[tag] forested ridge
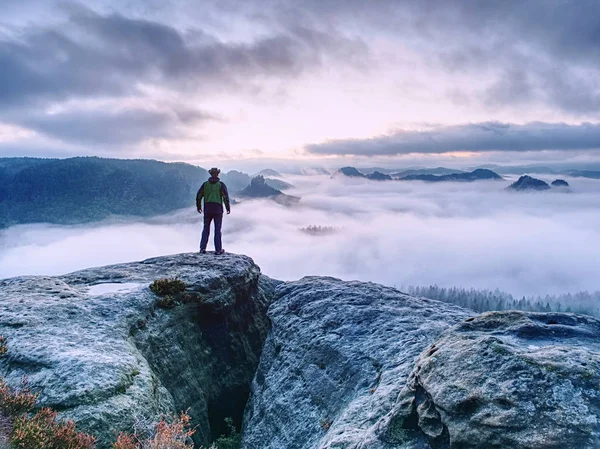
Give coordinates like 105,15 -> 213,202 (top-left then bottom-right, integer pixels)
0,157 -> 210,227
408,284 -> 600,318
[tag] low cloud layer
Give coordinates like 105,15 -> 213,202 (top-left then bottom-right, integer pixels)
306,122 -> 600,156
2,175 -> 600,298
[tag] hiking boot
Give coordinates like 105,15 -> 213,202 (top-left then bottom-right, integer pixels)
199,249 -> 207,254
215,249 -> 225,255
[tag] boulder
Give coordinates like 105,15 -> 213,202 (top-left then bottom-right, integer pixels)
0,253 -> 278,448
241,277 -> 471,449
386,311 -> 600,448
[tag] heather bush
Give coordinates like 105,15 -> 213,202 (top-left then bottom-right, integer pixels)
11,407 -> 96,449
0,377 -> 38,417
112,412 -> 194,449
0,341 -> 96,449
112,433 -> 137,449
0,337 -> 7,358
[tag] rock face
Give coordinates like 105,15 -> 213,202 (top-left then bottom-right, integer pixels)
3,255 -> 600,449
0,253 -> 278,448
508,175 -> 551,191
387,311 -> 600,448
241,277 -> 471,449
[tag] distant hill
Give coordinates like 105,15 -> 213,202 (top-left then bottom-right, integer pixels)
254,169 -> 282,178
508,175 -> 551,191
335,166 -> 365,178
223,170 -> 252,192
265,178 -> 294,190
335,167 -> 393,180
391,167 -> 464,178
240,176 -> 299,205
551,179 -> 570,187
474,164 -> 558,175
400,169 -> 502,182
0,157 -> 215,228
366,171 -> 392,181
567,170 -> 600,179
225,170 -> 292,191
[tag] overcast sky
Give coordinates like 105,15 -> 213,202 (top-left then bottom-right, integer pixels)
1,0 -> 600,167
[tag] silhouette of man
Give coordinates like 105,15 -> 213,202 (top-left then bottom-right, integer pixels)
196,167 -> 231,254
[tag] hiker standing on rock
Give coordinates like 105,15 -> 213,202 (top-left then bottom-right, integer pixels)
196,167 -> 231,255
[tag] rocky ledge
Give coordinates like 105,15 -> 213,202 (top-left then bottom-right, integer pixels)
0,253 -> 278,448
242,277 -> 470,449
2,253 -> 600,448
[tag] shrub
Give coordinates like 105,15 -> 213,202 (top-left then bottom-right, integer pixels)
0,336 -> 7,358
320,417 -> 332,431
0,377 -> 38,417
112,433 -> 137,449
11,407 -> 96,449
211,418 -> 240,449
154,296 -> 178,309
150,278 -> 190,309
0,343 -> 95,449
112,412 -> 195,449
149,278 -> 187,297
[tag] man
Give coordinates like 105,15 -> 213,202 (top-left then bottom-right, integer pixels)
196,167 -> 231,255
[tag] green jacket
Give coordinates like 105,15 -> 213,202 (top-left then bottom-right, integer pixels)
196,177 -> 230,214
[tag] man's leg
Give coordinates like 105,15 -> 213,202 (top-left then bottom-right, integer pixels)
200,213 -> 214,251
213,213 -> 223,253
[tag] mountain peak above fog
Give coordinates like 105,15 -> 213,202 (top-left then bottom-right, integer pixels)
509,175 -> 551,191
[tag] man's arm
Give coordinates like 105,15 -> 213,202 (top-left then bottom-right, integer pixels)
196,182 -> 205,212
221,182 -> 231,213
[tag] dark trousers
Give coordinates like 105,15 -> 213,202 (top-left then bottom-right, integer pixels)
200,212 -> 223,251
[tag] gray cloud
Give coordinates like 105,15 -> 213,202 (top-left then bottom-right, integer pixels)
0,4 -> 366,145
274,0 -> 600,115
2,0 -> 600,150
15,107 -> 214,145
306,122 -> 600,156
0,6 -> 366,105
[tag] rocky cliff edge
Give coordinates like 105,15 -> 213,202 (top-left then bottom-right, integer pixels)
1,254 -> 600,449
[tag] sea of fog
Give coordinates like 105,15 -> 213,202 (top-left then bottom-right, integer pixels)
1,174 -> 600,297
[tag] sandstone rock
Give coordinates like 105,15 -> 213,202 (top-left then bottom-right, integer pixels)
3,254 -> 600,449
0,253 -> 277,448
386,311 -> 600,448
241,276 -> 471,449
